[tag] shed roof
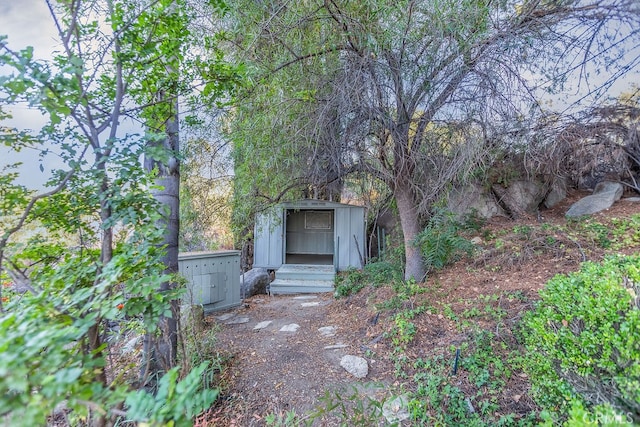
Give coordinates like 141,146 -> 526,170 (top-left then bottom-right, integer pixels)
280,199 -> 364,209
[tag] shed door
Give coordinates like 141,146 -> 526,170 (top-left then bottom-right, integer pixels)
253,208 -> 284,268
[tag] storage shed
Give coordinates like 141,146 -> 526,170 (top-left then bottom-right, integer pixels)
253,200 -> 366,294
178,250 -> 241,312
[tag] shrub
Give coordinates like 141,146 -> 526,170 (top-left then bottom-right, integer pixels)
414,208 -> 475,273
523,255 -> 640,425
334,260 -> 403,298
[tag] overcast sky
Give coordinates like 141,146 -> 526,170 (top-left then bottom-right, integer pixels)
1,1 -> 638,190
1,0 -> 60,190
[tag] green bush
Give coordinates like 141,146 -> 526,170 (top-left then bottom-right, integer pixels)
334,260 -> 403,298
414,208 -> 475,273
523,255 -> 640,425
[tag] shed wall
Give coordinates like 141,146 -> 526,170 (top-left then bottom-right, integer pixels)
254,201 -> 366,271
335,206 -> 366,270
253,208 -> 283,268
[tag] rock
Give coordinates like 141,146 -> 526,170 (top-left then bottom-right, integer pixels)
216,313 -> 235,321
470,236 -> 484,245
544,177 -> 568,209
566,181 -> 624,217
324,344 -> 348,350
253,320 -> 272,330
447,183 -> 506,220
623,197 -> 640,202
279,323 -> 300,332
593,181 -> 624,201
121,335 -> 143,355
301,302 -> 320,307
318,326 -> 337,337
492,180 -> 547,217
340,355 -> 368,378
382,395 -> 410,424
225,316 -> 250,325
240,268 -> 271,298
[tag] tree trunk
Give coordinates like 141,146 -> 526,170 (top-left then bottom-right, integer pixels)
394,181 -> 425,281
141,104 -> 180,386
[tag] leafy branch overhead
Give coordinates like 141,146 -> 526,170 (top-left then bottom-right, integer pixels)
228,0 -> 640,279
0,0 -> 239,425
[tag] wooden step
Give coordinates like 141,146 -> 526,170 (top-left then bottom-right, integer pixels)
276,264 -> 336,282
269,278 -> 334,295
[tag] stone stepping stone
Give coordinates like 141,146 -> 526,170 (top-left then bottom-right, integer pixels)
301,302 -> 320,307
253,320 -> 272,330
279,323 -> 300,332
318,326 -> 337,337
324,344 -> 348,350
340,355 -> 368,378
293,296 -> 317,300
216,313 -> 235,321
382,395 -> 410,424
225,316 -> 250,325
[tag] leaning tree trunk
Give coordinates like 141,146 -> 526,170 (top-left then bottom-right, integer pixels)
394,180 -> 426,281
141,102 -> 180,387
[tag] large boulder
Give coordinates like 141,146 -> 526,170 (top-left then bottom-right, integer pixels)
240,268 -> 271,298
566,181 -> 624,217
447,183 -> 506,220
544,177 -> 568,209
492,180 -> 548,218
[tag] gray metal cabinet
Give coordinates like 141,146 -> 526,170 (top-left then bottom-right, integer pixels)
178,251 -> 241,311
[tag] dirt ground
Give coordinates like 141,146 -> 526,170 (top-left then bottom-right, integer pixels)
199,191 -> 640,426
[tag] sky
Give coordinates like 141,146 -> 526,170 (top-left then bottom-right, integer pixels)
0,0 -> 61,190
1,0 -> 638,190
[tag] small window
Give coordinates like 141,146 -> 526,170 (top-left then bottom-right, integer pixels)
305,211 -> 332,229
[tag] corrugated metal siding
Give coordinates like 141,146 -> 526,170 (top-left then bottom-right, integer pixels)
178,251 -> 241,311
335,206 -> 365,270
350,207 -> 366,268
254,209 -> 283,268
254,201 -> 366,272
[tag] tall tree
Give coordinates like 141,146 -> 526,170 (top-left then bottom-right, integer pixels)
229,0 -> 640,280
0,0 -> 239,422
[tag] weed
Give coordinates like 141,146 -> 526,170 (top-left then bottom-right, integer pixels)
442,303 -> 458,322
309,386 -> 387,426
334,260 -> 404,298
462,306 -> 482,318
265,410 -> 303,426
334,268 -> 367,298
512,225 -> 533,240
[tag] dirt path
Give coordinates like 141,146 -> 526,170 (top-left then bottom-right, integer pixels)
208,294 -> 393,425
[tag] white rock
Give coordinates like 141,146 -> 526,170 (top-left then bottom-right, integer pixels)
324,344 -> 348,350
253,320 -> 273,330
225,316 -> 250,325
318,326 -> 337,337
216,313 -> 235,321
279,323 -> 300,332
340,355 -> 368,378
470,236 -> 483,245
301,302 -> 320,307
121,335 -> 142,355
382,395 -> 410,424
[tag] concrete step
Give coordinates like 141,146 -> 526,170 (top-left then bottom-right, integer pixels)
276,264 -> 336,282
269,279 -> 334,295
